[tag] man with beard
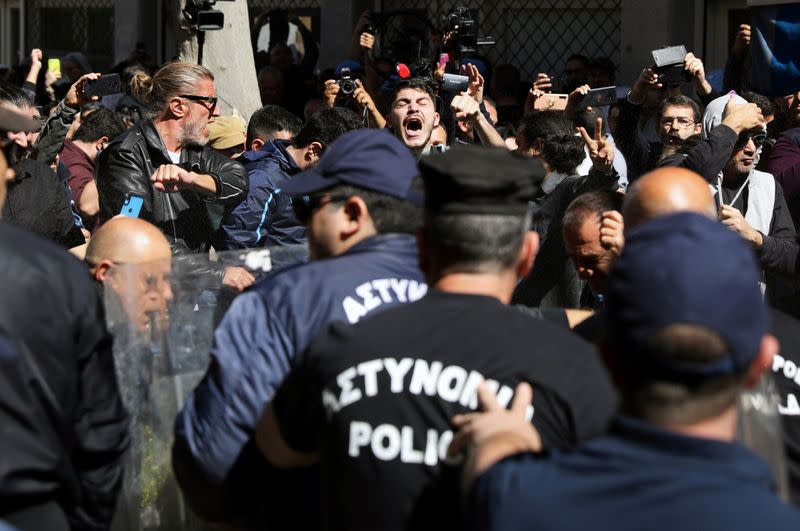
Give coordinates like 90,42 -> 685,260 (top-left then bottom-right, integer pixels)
702,93 -> 798,302
96,61 -> 247,255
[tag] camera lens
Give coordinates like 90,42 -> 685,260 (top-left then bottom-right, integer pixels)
340,79 -> 356,95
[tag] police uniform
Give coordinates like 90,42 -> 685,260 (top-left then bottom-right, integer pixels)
173,129 -> 427,525
469,213 -> 800,531
269,146 -> 619,531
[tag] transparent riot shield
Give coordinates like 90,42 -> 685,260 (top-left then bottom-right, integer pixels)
738,372 -> 790,501
106,247 -> 294,530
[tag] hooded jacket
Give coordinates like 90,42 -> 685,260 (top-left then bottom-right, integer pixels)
702,94 -> 798,293
95,119 -> 247,255
218,140 -> 306,253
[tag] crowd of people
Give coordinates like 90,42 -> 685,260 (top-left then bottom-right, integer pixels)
0,9 -> 799,531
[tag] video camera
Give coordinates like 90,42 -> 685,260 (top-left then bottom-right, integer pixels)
652,45 -> 691,86
443,7 -> 495,54
399,57 -> 469,94
184,0 -> 235,32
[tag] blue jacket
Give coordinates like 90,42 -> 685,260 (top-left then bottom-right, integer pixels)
470,416 -> 800,531
219,141 -> 305,250
173,234 -> 427,521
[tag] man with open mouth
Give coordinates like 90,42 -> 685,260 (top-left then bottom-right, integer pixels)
387,77 -> 441,159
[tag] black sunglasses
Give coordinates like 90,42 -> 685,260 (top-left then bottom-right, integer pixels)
735,131 -> 767,150
179,94 -> 218,112
292,193 -> 351,224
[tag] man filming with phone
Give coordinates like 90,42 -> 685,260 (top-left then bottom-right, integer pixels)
96,61 -> 247,257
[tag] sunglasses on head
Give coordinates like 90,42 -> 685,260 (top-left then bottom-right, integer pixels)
735,131 -> 767,150
292,193 -> 351,224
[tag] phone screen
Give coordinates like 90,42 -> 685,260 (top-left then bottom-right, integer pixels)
47,58 -> 61,79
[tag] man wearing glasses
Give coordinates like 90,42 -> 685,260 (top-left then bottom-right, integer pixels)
701,93 -> 798,303
96,61 -> 247,256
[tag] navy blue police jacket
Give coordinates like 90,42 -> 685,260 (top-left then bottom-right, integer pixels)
173,233 -> 427,519
218,140 -> 306,250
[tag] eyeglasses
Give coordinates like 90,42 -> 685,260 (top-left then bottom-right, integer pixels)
660,116 -> 695,129
179,94 -> 218,113
735,131 -> 767,150
292,193 -> 351,224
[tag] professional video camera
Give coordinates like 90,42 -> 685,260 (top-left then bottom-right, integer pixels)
443,7 -> 495,54
652,45 -> 691,86
399,58 -> 470,93
183,0 -> 235,32
337,68 -> 358,96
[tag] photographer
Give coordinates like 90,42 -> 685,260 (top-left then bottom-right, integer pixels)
615,51 -> 717,180
323,65 -> 385,129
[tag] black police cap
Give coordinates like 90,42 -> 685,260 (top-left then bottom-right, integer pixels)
419,144 -> 546,216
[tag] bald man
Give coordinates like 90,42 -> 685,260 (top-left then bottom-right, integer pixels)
86,217 -> 173,331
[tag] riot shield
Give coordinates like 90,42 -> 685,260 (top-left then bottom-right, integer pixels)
105,248 -> 289,530
738,372 -> 790,501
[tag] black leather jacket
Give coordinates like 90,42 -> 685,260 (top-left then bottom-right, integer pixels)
95,120 -> 247,254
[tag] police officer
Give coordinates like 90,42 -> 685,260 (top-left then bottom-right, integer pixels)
172,129 -> 427,526
256,145 -> 618,531
461,213 -> 800,530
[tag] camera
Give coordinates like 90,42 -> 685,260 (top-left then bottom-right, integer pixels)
404,58 -> 469,93
337,68 -> 358,96
184,0 -> 235,32
443,7 -> 494,54
652,45 -> 691,85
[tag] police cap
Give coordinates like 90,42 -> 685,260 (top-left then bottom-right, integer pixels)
418,145 -> 546,216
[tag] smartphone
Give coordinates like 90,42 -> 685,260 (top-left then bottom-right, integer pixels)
582,86 -> 617,108
120,194 -> 144,218
84,74 -> 122,98
534,93 -> 568,111
47,58 -> 61,79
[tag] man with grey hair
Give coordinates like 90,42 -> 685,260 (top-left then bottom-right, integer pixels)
96,61 -> 247,256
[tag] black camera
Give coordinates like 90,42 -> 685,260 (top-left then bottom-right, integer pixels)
184,0 -> 235,32
404,58 -> 469,93
337,68 -> 358,96
652,45 -> 691,85
443,7 -> 494,54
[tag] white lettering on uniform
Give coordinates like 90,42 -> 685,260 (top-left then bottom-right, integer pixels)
437,365 -> 468,402
408,280 -> 428,301
780,393 -> 800,416
322,389 -> 340,417
459,370 -> 485,408
424,428 -> 439,466
389,279 -> 409,302
496,385 -> 514,409
773,354 -> 786,372
371,424 -> 401,461
349,421 -> 371,457
409,359 -> 443,395
357,359 -> 384,397
342,297 -> 367,324
784,360 -> 797,380
383,357 -> 414,392
337,367 -> 362,407
401,426 -> 424,464
372,279 -> 393,303
355,283 -> 382,313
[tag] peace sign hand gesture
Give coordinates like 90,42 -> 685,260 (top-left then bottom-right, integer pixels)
578,117 -> 614,173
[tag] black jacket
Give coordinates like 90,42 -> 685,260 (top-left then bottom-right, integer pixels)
0,222 -> 129,530
2,158 -> 84,249
95,120 -> 247,254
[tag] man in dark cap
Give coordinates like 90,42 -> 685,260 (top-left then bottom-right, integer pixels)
173,129 -> 426,527
460,212 -> 800,531
255,145 -> 618,531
